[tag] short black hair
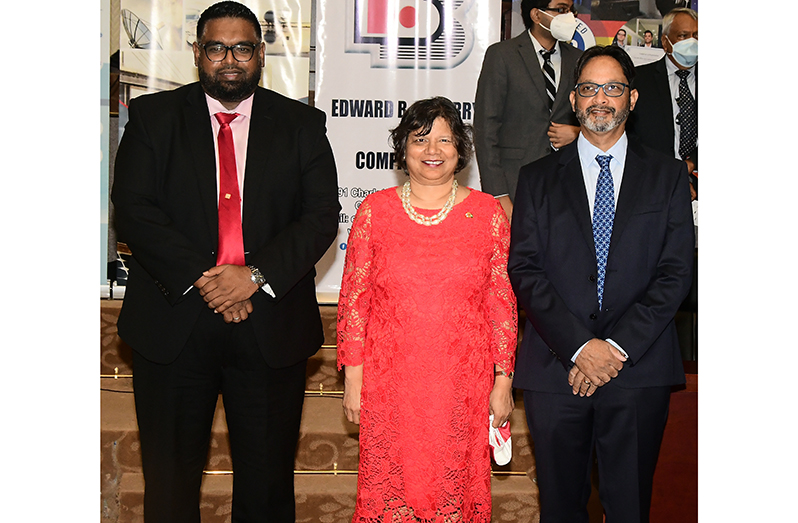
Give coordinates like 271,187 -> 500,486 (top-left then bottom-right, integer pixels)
520,0 -> 554,31
197,1 -> 262,42
390,97 -> 473,174
644,30 -> 653,36
573,45 -> 636,88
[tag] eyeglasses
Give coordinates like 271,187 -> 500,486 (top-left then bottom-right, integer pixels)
200,43 -> 258,62
574,82 -> 630,98
541,5 -> 577,15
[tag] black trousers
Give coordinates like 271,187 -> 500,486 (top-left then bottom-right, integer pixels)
524,383 -> 671,523
132,306 -> 308,523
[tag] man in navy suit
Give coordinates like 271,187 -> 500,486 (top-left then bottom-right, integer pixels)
509,45 -> 694,522
112,2 -> 339,521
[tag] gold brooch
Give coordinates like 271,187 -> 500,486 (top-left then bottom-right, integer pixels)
465,212 -> 473,218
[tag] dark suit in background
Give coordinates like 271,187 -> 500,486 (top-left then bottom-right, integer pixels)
627,56 -> 698,167
474,32 -> 582,203
112,81 -> 339,522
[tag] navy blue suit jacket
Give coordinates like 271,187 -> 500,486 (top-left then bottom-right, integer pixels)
508,138 -> 694,394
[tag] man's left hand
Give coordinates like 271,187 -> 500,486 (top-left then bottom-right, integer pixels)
221,299 -> 254,323
568,367 -> 599,397
197,264 -> 258,313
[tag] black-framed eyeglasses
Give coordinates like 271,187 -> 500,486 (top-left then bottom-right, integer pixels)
574,82 -> 630,98
200,43 -> 258,62
541,5 -> 577,15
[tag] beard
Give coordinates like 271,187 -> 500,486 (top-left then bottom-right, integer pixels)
576,102 -> 630,134
198,64 -> 262,105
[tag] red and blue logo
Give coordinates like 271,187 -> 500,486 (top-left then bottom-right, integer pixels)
346,0 -> 473,69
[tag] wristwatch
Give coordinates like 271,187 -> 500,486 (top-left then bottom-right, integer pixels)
247,265 -> 266,288
494,369 -> 514,380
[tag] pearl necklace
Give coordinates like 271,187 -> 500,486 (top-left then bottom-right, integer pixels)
400,179 -> 458,226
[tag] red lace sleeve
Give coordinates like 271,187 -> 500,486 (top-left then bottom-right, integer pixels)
487,202 -> 518,372
336,197 -> 374,369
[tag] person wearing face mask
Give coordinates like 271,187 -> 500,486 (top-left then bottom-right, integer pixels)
627,7 -> 698,199
474,0 -> 583,222
626,7 -> 698,375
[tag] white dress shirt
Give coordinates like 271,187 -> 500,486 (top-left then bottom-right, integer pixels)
528,32 -> 564,90
665,58 -> 697,161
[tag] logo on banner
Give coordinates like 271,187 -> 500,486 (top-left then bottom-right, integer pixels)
570,19 -> 596,50
347,0 -> 474,69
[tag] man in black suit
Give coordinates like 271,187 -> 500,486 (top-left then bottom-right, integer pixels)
509,45 -> 694,522
111,2 -> 340,521
628,7 -> 697,197
474,0 -> 582,220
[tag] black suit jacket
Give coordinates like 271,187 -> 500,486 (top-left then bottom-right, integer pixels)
474,33 -> 582,201
508,138 -> 694,394
628,56 -> 698,166
112,83 -> 340,367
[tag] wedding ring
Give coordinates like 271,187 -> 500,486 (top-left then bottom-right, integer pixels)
584,378 -> 591,385
233,317 -> 241,321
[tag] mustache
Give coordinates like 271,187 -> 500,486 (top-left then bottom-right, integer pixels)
217,66 -> 245,74
586,105 -> 616,116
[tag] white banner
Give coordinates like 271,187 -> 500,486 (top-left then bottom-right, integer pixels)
314,0 -> 501,302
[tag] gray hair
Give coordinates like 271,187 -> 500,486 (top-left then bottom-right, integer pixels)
662,7 -> 697,37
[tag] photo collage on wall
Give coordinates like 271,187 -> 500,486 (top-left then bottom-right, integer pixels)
558,0 -> 697,66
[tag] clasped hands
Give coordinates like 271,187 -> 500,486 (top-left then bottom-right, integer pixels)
193,264 -> 258,323
568,338 -> 627,398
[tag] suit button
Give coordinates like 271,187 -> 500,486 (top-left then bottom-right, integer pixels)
589,275 -> 596,282
589,313 -> 597,320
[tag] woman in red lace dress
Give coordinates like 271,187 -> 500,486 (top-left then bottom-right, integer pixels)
337,97 -> 518,522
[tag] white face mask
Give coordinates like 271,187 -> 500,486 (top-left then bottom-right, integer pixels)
666,36 -> 698,68
539,10 -> 578,42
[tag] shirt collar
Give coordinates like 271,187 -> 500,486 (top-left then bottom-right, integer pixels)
528,31 -> 557,54
665,55 -> 695,78
577,131 -> 628,165
204,92 -> 254,120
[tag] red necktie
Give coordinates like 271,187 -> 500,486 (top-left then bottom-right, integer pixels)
214,112 -> 246,266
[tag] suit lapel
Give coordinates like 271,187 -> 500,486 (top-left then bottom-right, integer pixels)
652,57 -> 675,140
183,84 -> 219,251
551,43 -> 576,112
608,140 -> 646,258
559,144 -> 595,254
694,63 -> 698,103
516,34 -> 549,105
241,88 -> 276,241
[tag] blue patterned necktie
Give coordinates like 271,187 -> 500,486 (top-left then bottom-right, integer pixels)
593,155 -> 615,309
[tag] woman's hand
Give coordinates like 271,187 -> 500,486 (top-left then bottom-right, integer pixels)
343,364 -> 364,425
489,373 -> 514,428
